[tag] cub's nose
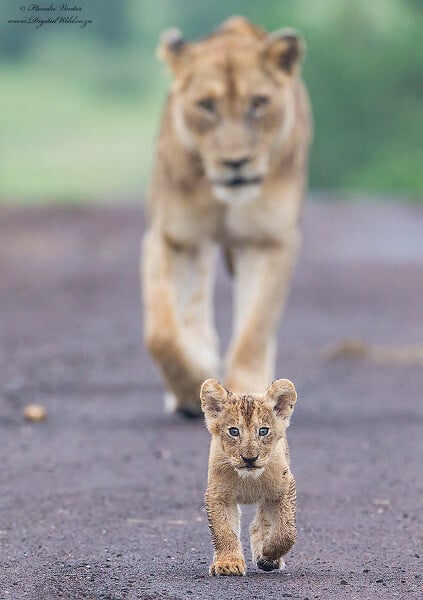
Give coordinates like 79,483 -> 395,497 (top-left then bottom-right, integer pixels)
221,156 -> 251,170
241,455 -> 259,466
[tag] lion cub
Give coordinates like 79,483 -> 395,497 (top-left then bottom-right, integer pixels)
201,378 -> 298,576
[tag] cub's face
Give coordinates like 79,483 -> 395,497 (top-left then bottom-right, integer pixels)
201,379 -> 297,479
159,17 -> 304,203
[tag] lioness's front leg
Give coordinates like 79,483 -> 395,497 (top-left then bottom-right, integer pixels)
259,477 -> 297,568
205,491 -> 246,576
224,232 -> 300,393
142,230 -> 219,415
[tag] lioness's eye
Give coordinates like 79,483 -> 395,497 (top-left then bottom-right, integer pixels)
197,97 -> 216,113
229,427 -> 240,437
259,427 -> 269,436
250,95 -> 269,113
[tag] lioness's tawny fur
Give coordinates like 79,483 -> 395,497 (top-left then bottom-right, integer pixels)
201,378 -> 298,576
142,16 -> 311,415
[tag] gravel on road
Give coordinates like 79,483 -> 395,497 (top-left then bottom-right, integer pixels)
0,201 -> 422,600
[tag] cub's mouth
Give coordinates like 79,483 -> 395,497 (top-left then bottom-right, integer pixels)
212,176 -> 263,188
236,465 -> 264,478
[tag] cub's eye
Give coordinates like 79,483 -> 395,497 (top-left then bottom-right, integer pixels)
228,427 -> 240,437
259,427 -> 269,436
196,97 -> 216,114
250,95 -> 269,114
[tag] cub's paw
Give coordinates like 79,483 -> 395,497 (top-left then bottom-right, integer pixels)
256,555 -> 285,572
209,554 -> 246,576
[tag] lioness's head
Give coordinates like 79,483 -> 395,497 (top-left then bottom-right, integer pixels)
201,378 -> 297,478
158,16 -> 305,203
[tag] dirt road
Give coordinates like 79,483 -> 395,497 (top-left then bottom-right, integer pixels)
0,201 -> 422,599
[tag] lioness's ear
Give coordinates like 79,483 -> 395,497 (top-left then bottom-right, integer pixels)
263,29 -> 305,75
157,28 -> 190,73
266,379 -> 297,423
200,379 -> 227,420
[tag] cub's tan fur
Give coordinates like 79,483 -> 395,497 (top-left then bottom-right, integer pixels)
201,378 -> 297,576
142,16 -> 311,415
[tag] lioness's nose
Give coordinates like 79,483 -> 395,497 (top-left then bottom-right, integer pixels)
241,455 -> 259,466
221,156 -> 251,170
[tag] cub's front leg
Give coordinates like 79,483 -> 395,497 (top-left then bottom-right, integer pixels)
257,477 -> 297,570
205,491 -> 246,576
250,502 -> 284,572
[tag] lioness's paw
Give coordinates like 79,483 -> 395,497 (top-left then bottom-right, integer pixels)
164,392 -> 177,413
256,556 -> 285,572
209,555 -> 246,576
164,392 -> 202,419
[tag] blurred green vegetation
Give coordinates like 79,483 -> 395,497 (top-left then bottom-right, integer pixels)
0,0 -> 421,203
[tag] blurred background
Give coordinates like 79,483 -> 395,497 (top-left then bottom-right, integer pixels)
0,0 -> 422,204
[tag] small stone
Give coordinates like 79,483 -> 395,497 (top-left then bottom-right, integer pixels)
154,448 -> 170,459
372,498 -> 390,506
376,578 -> 384,583
340,579 -> 348,585
23,404 -> 47,422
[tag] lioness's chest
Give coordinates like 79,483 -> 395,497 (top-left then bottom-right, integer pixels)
163,191 -> 299,247
223,197 -> 299,245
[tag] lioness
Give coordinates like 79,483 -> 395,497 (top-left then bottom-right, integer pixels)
142,16 -> 311,415
201,377 -> 298,575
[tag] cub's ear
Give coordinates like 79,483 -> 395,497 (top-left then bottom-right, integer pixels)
263,28 -> 305,75
157,28 -> 190,74
200,379 -> 227,420
266,379 -> 297,423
